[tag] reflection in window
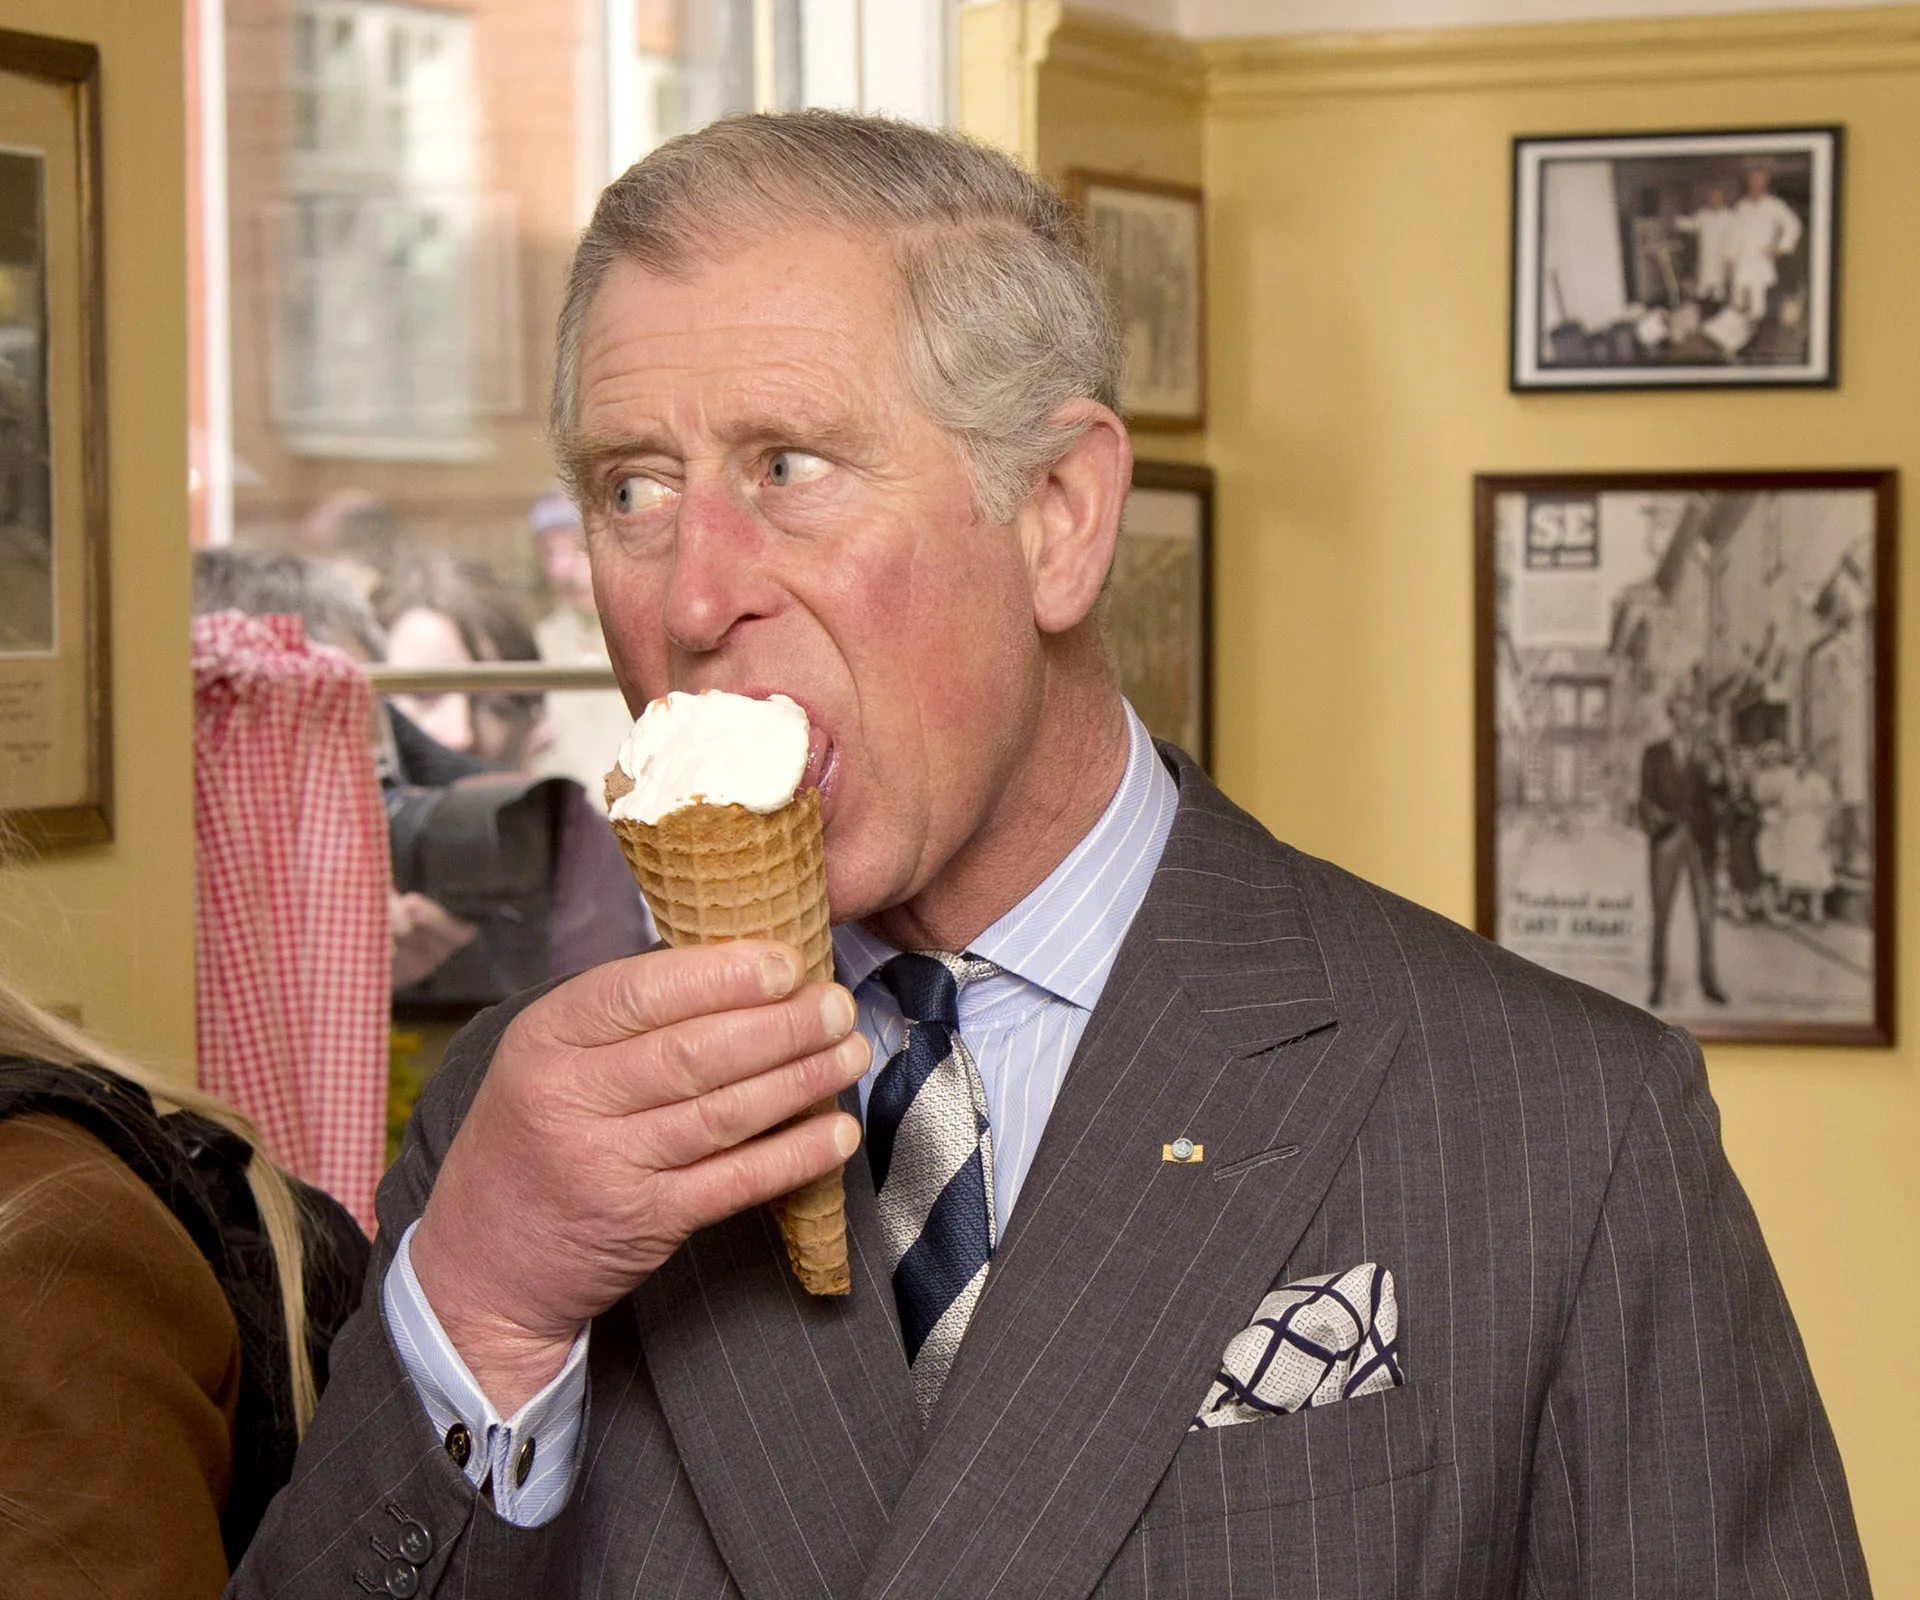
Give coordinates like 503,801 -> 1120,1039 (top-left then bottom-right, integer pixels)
189,0 -> 953,1057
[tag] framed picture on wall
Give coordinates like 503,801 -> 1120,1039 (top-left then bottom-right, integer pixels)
0,31 -> 110,849
1069,170 -> 1205,429
1475,471 -> 1895,1046
1511,127 -> 1841,391
1105,460 -> 1212,766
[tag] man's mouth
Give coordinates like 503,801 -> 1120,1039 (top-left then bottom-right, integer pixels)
802,724 -> 836,809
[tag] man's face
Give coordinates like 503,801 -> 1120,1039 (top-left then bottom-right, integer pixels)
570,226 -> 1051,921
386,604 -> 476,753
1747,170 -> 1770,199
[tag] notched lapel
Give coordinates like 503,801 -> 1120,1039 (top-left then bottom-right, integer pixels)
859,760 -> 1409,1600
632,1130 -> 917,1600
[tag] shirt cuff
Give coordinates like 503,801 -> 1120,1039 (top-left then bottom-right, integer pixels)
382,1220 -> 589,1527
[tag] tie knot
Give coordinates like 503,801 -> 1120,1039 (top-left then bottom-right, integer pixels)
877,951 -> 991,1028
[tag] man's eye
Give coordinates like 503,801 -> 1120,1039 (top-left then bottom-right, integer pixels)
612,475 -> 673,514
766,450 -> 831,489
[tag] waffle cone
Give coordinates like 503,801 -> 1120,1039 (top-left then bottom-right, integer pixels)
607,780 -> 848,1295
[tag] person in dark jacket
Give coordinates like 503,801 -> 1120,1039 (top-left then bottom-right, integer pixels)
1638,691 -> 1729,1008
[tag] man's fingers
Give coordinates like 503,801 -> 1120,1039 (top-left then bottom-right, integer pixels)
663,1110 -> 865,1239
632,1031 -> 872,1170
538,941 -> 811,1049
576,980 -> 859,1114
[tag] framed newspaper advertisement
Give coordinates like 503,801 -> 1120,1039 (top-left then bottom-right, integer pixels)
0,31 -> 109,849
1511,127 -> 1840,390
1475,471 -> 1895,1046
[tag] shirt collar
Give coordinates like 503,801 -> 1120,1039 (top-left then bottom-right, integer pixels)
832,702 -> 1178,1010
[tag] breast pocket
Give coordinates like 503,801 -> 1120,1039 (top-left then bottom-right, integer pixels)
1101,1381 -> 1455,1600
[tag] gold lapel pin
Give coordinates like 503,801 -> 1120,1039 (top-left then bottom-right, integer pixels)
1162,1137 -> 1204,1163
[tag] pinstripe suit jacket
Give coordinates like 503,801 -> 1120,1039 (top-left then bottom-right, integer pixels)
232,748 -> 1869,1599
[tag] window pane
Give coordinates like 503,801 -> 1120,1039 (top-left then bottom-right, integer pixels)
196,0 -> 950,1036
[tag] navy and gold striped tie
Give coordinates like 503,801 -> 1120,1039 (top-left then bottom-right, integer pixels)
867,951 -> 996,1418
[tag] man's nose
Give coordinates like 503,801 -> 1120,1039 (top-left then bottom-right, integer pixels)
660,482 -> 773,655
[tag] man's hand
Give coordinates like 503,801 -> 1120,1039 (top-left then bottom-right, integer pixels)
390,891 -> 480,988
409,941 -> 869,1413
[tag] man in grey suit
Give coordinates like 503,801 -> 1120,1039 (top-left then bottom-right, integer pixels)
233,113 -> 1867,1599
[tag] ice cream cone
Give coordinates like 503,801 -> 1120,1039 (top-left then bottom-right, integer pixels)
607,774 -> 849,1295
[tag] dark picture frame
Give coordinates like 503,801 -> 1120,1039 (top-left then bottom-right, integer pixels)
0,29 -> 109,849
1511,127 -> 1841,391
1475,471 -> 1895,1046
1068,169 -> 1206,430
1107,460 -> 1212,768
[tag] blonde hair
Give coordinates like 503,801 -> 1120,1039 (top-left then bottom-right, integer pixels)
0,970 -> 321,1433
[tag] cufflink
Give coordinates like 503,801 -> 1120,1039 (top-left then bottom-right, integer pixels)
1163,1137 -> 1204,1163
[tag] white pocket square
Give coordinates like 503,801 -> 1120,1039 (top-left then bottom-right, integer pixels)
1191,1261 -> 1403,1430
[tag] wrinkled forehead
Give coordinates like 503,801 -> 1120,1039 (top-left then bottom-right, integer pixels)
584,228 -> 906,390
566,228 -> 937,476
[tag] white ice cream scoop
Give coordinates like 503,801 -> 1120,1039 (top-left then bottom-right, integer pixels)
610,689 -> 811,825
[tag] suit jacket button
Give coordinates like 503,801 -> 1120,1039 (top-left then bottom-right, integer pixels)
443,1422 -> 472,1468
514,1436 -> 536,1488
397,1521 -> 433,1563
383,1558 -> 421,1598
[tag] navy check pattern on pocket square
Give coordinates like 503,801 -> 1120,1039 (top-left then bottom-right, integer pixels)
1191,1262 -> 1403,1430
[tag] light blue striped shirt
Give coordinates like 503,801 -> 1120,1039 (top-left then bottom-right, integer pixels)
383,700 -> 1178,1526
835,701 -> 1178,1234
385,1223 -> 587,1524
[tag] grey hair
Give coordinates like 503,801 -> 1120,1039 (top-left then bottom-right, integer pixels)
191,546 -> 385,660
550,110 -> 1122,525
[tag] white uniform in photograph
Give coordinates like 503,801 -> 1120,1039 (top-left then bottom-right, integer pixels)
1752,753 -> 1791,881
1674,201 -> 1737,300
1729,187 -> 1803,320
1778,763 -> 1837,898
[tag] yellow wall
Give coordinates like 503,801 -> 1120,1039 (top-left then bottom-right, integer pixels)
963,4 -> 1212,475
1,0 -> 195,1083
971,3 -> 1919,1590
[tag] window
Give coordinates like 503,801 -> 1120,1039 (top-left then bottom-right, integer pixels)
197,0 -> 954,538
266,3 -> 517,455
188,0 -> 955,1029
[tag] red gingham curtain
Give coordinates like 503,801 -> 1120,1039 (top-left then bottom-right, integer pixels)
192,610 -> 389,1230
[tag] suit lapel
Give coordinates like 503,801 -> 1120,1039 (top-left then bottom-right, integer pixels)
631,1104 -> 917,1600
859,754 -> 1407,1600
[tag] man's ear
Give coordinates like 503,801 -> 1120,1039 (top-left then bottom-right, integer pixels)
1015,400 -> 1133,635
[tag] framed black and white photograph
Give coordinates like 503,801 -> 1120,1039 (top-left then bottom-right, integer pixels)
1476,472 -> 1894,1045
1069,170 -> 1205,429
1105,460 -> 1212,767
1511,127 -> 1840,390
0,30 -> 110,849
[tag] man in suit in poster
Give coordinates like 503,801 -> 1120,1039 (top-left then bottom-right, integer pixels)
234,113 -> 1866,1599
1640,690 -> 1730,1009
